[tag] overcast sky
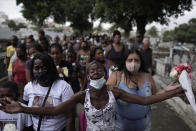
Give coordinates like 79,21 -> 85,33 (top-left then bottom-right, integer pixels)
0,0 -> 196,31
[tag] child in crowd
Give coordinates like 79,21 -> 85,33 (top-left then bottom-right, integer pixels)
0,81 -> 32,131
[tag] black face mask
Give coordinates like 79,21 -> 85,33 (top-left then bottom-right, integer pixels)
97,59 -> 105,64
82,46 -> 88,50
34,71 -> 52,84
17,54 -> 26,60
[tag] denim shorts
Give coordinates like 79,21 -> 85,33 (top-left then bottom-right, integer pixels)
115,113 -> 152,131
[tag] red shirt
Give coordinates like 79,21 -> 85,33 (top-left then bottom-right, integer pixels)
13,59 -> 27,85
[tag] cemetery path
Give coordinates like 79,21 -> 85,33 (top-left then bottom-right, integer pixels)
151,102 -> 191,131
76,101 -> 191,131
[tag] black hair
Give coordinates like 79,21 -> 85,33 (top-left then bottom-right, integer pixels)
28,35 -> 35,42
81,41 -> 90,50
123,48 -> 147,84
6,42 -> 11,46
29,43 -> 43,53
1,81 -> 19,101
39,37 -> 49,51
30,53 -> 60,82
113,30 -> 121,38
11,35 -> 18,47
89,46 -> 103,63
50,43 -> 63,53
39,30 -> 45,36
17,43 -> 27,54
66,49 -> 76,62
54,36 -> 60,42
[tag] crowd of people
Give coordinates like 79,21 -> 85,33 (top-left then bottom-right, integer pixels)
0,30 -> 185,131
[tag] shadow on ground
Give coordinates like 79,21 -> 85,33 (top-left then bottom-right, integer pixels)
151,102 -> 191,131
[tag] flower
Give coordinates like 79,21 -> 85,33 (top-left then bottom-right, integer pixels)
169,63 -> 193,81
169,70 -> 178,80
189,73 -> 194,79
3,123 -> 18,131
110,66 -> 118,72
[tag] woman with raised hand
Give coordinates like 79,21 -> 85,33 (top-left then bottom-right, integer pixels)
106,48 -> 174,131
15,53 -> 74,131
1,61 -> 184,131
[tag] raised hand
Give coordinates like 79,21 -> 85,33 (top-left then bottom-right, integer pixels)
0,97 -> 23,114
165,84 -> 186,97
165,83 -> 181,92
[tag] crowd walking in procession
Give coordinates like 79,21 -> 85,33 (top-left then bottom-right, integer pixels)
0,30 -> 186,131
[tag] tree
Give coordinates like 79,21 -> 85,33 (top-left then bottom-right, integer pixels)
63,0 -> 94,34
147,26 -> 158,37
17,0 -> 93,33
174,24 -> 189,43
7,20 -> 27,31
174,18 -> 196,44
93,23 -> 103,34
7,20 -> 17,31
17,0 -> 51,26
17,23 -> 27,28
95,0 -> 134,37
17,0 -> 70,26
162,18 -> 196,44
95,0 -> 193,39
162,30 -> 175,42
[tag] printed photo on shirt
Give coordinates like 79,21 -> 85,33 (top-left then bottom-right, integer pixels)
33,96 -> 53,107
0,120 -> 17,131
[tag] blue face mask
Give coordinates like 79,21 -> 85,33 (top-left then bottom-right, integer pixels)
90,76 -> 106,90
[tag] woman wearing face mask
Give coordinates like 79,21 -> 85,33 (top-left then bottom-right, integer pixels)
23,53 -> 74,131
85,46 -> 109,89
105,30 -> 128,76
106,48 -> 168,131
12,44 -> 28,101
25,44 -> 43,82
1,61 -> 185,131
79,47 -> 109,130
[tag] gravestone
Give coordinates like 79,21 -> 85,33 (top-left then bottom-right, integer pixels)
181,54 -> 188,64
173,54 -> 180,66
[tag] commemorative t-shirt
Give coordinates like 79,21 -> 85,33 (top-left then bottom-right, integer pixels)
0,103 -> 31,131
23,80 -> 74,131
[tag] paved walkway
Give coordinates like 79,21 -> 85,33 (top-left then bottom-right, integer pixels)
151,102 -> 191,131
76,101 -> 191,131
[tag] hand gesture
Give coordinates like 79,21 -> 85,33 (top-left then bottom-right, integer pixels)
165,84 -> 186,97
0,97 -> 23,114
165,83 -> 180,92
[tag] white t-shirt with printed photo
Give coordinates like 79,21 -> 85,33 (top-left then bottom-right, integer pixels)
23,80 -> 74,131
0,103 -> 31,131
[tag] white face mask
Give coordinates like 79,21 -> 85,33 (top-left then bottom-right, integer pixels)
30,55 -> 34,59
90,76 -> 106,90
126,62 -> 140,73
